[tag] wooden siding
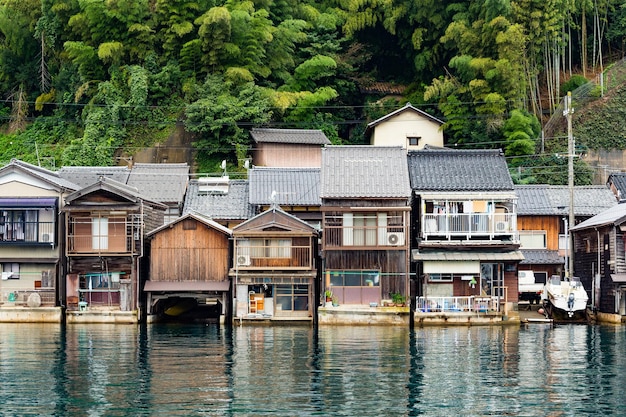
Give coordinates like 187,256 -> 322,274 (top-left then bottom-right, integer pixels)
518,216 -> 561,250
150,219 -> 230,282
572,227 -> 611,312
253,143 -> 322,167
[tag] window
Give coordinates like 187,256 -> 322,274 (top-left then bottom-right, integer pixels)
519,231 -> 547,249
239,238 -> 291,258
92,217 -> 108,250
329,270 -> 380,287
343,212 -> 389,246
275,285 -> 308,311
407,136 -> 421,146
428,273 -> 454,282
1,263 -> 20,280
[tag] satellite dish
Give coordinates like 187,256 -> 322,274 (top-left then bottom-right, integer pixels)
244,160 -> 250,169
270,190 -> 277,201
221,160 -> 227,170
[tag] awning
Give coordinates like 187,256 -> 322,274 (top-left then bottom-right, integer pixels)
144,281 -> 230,292
519,250 -> 564,265
0,198 -> 57,208
412,250 -> 525,262
611,274 -> 626,283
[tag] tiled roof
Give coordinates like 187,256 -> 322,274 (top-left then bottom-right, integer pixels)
183,179 -> 254,220
516,185 -> 617,216
126,163 -> 189,204
366,103 -> 444,130
249,167 -> 321,206
407,147 -> 514,192
64,177 -> 167,209
58,166 -> 130,188
608,172 -> 626,200
519,249 -> 564,265
570,202 -> 626,231
147,212 -> 232,237
250,128 -> 331,145
4,159 -> 79,191
321,146 -> 411,199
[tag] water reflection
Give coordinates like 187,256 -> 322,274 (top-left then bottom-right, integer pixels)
0,324 -> 626,416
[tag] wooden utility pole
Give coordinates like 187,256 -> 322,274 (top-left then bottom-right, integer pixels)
563,92 -> 575,278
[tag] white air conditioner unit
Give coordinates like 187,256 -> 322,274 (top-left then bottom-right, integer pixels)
41,233 -> 53,243
237,255 -> 251,266
386,232 -> 405,246
495,221 -> 508,232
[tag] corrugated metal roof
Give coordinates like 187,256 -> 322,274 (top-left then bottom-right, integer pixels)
320,146 -> 411,199
184,179 -> 254,220
249,167 -> 321,206
250,128 -> 330,145
407,147 -> 515,192
570,201 -> 626,231
516,185 -> 617,216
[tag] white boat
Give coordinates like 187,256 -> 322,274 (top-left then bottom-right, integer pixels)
542,275 -> 588,321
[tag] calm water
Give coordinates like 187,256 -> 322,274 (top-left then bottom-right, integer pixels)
1,323 -> 625,416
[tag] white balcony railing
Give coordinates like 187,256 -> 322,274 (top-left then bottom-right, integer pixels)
415,296 -> 500,313
422,213 -> 516,240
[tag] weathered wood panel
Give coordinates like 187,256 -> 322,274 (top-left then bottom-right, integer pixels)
517,216 -> 561,250
253,143 -> 322,167
150,219 -> 230,282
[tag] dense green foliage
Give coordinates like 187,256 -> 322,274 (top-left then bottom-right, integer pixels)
0,0 -> 624,181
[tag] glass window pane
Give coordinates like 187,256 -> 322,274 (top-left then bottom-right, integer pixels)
345,272 -> 361,286
330,272 -> 343,286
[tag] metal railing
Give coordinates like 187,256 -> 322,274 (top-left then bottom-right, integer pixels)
0,221 -> 55,244
235,245 -> 313,268
415,296 -> 500,313
421,213 -> 516,240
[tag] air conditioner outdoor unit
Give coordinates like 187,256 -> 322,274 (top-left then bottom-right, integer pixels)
237,255 -> 251,266
41,233 -> 53,243
495,221 -> 508,232
386,232 -> 405,246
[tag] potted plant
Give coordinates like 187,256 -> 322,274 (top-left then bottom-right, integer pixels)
391,292 -> 406,307
324,289 -> 333,302
332,296 -> 339,307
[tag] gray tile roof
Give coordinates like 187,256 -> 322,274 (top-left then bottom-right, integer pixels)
4,159 -> 80,191
516,185 -> 617,216
249,167 -> 321,206
321,146 -> 412,199
608,172 -> 626,200
519,249 -> 564,265
407,147 -> 514,192
183,179 -> 254,220
126,163 -> 189,204
250,128 -> 331,145
58,166 -> 130,188
65,176 -> 167,209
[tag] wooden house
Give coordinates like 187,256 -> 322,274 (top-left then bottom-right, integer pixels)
516,185 -> 616,284
183,178 -> 254,229
408,148 -> 523,309
365,103 -> 444,150
144,213 -> 232,323
229,206 -> 318,320
62,177 -> 166,315
320,146 -> 412,307
570,203 -> 626,318
248,166 -> 321,228
0,160 -> 78,312
250,128 -> 330,167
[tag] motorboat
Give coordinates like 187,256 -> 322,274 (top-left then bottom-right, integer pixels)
542,275 -> 588,321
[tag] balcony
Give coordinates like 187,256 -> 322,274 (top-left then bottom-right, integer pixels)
415,296 -> 501,313
67,233 -> 138,255
0,221 -> 55,245
421,212 -> 517,241
234,245 -> 313,270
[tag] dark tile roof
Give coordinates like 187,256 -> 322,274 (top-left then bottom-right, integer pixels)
58,166 -> 130,188
250,128 -> 330,145
519,249 -> 564,265
571,201 -> 626,231
183,179 -> 254,220
126,163 -> 189,204
608,172 -> 626,200
407,147 -> 514,192
516,185 -> 617,216
321,146 -> 412,199
249,167 -> 321,206
64,177 -> 166,209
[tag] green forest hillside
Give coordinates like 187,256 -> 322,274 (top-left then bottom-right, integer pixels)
0,0 -> 624,181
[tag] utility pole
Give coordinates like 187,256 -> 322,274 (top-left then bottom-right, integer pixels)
563,92 -> 575,278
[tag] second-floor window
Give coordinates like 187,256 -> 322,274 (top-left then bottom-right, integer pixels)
0,209 -> 54,243
239,238 -> 291,258
519,231 -> 547,249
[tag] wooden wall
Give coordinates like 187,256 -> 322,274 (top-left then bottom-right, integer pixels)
253,143 -> 322,167
517,216 -> 561,250
150,219 -> 230,282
